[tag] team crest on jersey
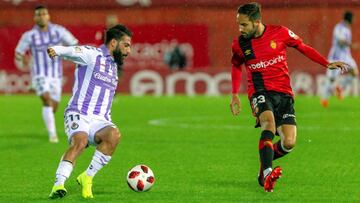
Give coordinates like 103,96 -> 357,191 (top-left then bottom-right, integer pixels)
71,122 -> 79,130
270,40 -> 277,49
244,49 -> 252,56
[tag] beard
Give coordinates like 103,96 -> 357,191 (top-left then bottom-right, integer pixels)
113,48 -> 124,67
242,23 -> 258,39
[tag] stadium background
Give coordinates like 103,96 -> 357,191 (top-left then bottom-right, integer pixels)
0,0 -> 359,96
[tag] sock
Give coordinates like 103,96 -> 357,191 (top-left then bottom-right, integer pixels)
259,130 -> 274,177
42,106 -> 56,137
86,150 -> 112,177
263,167 -> 272,178
54,160 -> 73,186
273,141 -> 291,160
321,79 -> 333,100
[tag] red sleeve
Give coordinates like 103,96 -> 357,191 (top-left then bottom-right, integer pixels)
231,40 -> 244,94
294,42 -> 329,67
281,26 -> 329,67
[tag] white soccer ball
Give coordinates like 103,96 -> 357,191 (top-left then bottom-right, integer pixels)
126,164 -> 155,192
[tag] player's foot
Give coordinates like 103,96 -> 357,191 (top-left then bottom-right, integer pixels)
76,171 -> 94,199
335,86 -> 344,100
320,99 -> 329,108
257,164 -> 264,187
263,166 -> 282,192
49,185 -> 67,199
49,136 -> 59,143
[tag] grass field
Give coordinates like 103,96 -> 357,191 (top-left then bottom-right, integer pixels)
0,95 -> 359,202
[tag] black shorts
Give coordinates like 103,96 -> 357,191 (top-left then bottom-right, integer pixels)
251,91 -> 296,128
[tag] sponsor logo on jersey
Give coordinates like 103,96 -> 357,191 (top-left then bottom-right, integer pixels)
247,55 -> 285,70
270,40 -> 277,49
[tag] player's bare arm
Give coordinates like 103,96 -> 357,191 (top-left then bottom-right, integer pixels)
14,52 -> 30,71
230,94 -> 241,116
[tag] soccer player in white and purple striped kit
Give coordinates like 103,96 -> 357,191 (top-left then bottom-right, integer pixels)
47,25 -> 132,199
321,11 -> 359,107
15,5 -> 78,143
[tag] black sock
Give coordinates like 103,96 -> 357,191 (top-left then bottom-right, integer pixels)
259,130 -> 274,171
273,141 -> 289,160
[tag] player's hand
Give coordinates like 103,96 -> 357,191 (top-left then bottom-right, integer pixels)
327,61 -> 350,73
47,47 -> 57,59
230,94 -> 241,116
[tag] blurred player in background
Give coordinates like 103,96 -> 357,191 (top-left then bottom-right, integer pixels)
14,5 -> 78,143
47,25 -> 132,199
229,2 -> 348,192
94,14 -> 119,45
320,11 -> 359,107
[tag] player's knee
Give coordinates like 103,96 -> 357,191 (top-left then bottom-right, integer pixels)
109,128 -> 121,145
41,95 -> 52,106
283,139 -> 296,150
71,136 -> 88,151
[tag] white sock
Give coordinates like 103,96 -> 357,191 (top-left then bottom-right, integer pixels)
86,150 -> 112,177
54,161 -> 73,186
322,79 -> 332,99
263,167 -> 272,178
42,106 -> 56,137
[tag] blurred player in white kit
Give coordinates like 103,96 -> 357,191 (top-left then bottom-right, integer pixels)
14,5 -> 78,142
321,11 -> 358,107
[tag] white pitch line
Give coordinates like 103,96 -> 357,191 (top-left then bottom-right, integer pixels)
148,117 -> 360,131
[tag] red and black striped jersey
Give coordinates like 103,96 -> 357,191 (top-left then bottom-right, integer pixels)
231,25 -> 329,99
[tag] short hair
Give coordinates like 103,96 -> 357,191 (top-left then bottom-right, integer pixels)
105,24 -> 133,45
34,5 -> 47,12
237,2 -> 262,21
344,11 -> 353,24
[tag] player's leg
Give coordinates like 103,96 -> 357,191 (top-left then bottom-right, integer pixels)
340,58 -> 358,96
321,68 -> 340,107
76,123 -> 121,198
49,112 -> 90,199
40,92 -> 59,142
49,132 -> 89,199
258,110 -> 283,192
274,124 -> 297,160
50,78 -> 62,113
34,76 -> 58,142
252,94 -> 276,188
258,110 -> 276,177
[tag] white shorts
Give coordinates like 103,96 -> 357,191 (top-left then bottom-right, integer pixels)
32,76 -> 62,102
64,111 -> 116,146
327,56 -> 358,80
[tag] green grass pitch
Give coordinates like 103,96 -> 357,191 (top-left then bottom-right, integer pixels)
0,95 -> 359,202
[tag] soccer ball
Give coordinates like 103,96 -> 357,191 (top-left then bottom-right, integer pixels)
126,164 -> 155,192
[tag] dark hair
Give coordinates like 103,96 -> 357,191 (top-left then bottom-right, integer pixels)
344,11 -> 353,24
105,24 -> 133,45
34,5 -> 47,11
237,2 -> 261,21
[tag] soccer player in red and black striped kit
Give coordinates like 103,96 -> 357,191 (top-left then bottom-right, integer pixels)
230,2 -> 349,192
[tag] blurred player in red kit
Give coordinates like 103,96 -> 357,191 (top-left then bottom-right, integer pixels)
229,2 -> 348,192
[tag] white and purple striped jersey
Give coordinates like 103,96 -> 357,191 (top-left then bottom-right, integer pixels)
15,23 -> 78,79
52,45 -> 118,121
328,22 -> 353,62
